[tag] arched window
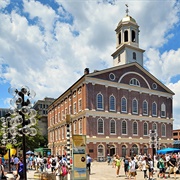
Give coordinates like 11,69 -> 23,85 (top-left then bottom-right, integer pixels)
143,100 -> 148,115
143,145 -> 148,155
122,145 -> 127,158
133,52 -> 136,60
152,123 -> 157,131
132,30 -> 136,42
118,33 -> 121,44
122,120 -> 127,134
152,102 -> 157,116
110,119 -> 116,134
132,98 -> 138,114
109,95 -> 116,111
133,121 -> 138,135
97,118 -> 104,134
121,97 -> 127,113
96,93 -> 104,110
161,124 -> 166,137
124,30 -> 128,42
143,122 -> 148,136
97,144 -> 104,157
161,103 -> 166,117
129,78 -> 140,86
131,144 -> 138,155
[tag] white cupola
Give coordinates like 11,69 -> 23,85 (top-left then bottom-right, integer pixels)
112,5 -> 145,67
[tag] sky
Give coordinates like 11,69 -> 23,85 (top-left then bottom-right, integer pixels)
0,0 -> 180,129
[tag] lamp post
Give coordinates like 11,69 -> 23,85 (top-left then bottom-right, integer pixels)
1,113 -> 18,174
7,86 -> 37,180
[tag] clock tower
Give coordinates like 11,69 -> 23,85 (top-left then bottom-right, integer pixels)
112,6 -> 145,67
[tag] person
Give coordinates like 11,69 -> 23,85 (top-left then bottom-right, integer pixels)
141,156 -> 148,179
17,157 -> 24,180
129,156 -> 137,180
124,156 -> 130,178
157,154 -> 166,179
115,155 -> 122,177
10,155 -> 14,171
50,155 -> 57,173
107,154 -> 111,165
168,153 -> 177,179
14,155 -> 19,173
148,157 -> 154,180
112,154 -> 117,168
0,163 -> 5,179
86,154 -> 92,174
42,155 -> 48,172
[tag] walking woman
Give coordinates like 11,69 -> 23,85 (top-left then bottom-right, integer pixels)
17,157 -> 24,180
115,155 -> 122,177
141,156 -> 148,179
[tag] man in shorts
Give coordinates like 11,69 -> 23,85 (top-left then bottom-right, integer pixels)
168,154 -> 177,179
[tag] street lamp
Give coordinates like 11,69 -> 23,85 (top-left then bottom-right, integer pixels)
7,86 -> 37,180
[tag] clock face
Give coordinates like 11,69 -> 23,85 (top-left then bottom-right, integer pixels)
109,73 -> 115,81
152,83 -> 157,90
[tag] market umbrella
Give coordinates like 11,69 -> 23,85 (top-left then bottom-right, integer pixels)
26,150 -> 34,154
157,147 -> 180,154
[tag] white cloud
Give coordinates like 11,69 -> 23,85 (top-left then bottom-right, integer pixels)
0,0 -> 180,128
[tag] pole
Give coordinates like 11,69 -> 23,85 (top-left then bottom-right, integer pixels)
8,149 -> 11,172
66,115 -> 71,169
20,92 -> 27,180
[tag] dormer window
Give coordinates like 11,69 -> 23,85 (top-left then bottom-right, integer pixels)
118,33 -> 121,44
129,78 -> 140,86
133,52 -> 136,60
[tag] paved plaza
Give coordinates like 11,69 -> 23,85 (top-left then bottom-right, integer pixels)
22,161 -> 180,180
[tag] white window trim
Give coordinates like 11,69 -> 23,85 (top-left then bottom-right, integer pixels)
132,98 -> 138,114
109,95 -> 116,111
97,118 -> 104,134
96,93 -> 104,110
121,97 -> 127,113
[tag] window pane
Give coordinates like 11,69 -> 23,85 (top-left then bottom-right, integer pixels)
97,94 -> 103,109
98,119 -> 104,133
143,101 -> 148,115
122,121 -> 127,134
133,122 -> 137,135
121,98 -> 127,112
152,103 -> 157,116
110,96 -> 115,111
110,120 -> 115,134
144,123 -> 148,135
132,99 -> 138,113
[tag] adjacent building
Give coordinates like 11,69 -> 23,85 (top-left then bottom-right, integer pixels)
48,12 -> 174,159
33,97 -> 55,136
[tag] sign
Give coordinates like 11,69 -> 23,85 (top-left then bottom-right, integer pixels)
72,135 -> 87,180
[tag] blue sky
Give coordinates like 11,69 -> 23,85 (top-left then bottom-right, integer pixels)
0,0 -> 180,129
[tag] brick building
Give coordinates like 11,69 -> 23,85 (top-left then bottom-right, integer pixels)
48,12 -> 174,159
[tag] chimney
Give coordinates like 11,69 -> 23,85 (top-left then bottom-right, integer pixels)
84,68 -> 89,75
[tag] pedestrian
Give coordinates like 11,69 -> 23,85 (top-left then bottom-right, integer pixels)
17,157 -> 24,180
148,157 -> 154,180
107,154 -> 111,165
42,155 -> 48,172
115,155 -> 122,177
168,153 -> 177,179
124,156 -> 130,178
14,155 -> 19,174
157,154 -> 166,178
141,156 -> 148,179
129,156 -> 137,180
112,154 -> 117,168
86,154 -> 92,174
50,155 -> 57,173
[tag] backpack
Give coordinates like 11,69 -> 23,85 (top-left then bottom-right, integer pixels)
135,162 -> 139,169
61,165 -> 68,176
157,161 -> 160,169
52,159 -> 56,166
43,158 -> 47,164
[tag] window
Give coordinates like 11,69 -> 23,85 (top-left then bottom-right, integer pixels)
109,95 -> 116,111
161,103 -> 166,117
132,98 -> 138,114
121,97 -> 127,113
62,127 -> 64,139
152,123 -> 157,131
69,105 -> 72,114
110,120 -> 116,134
118,33 -> 121,44
58,112 -> 60,121
97,93 -> 104,110
124,30 -> 128,42
122,145 -> 127,157
78,99 -> 82,111
74,121 -> 77,134
97,144 -> 104,157
129,78 -> 140,86
73,102 -> 77,114
97,118 -> 104,134
132,30 -> 136,42
133,121 -> 138,135
143,122 -> 148,136
152,102 -> 157,116
143,100 -> 148,115
122,120 -> 127,134
118,54 -> 121,63
133,52 -> 136,60
161,124 -> 166,137
79,119 -> 82,134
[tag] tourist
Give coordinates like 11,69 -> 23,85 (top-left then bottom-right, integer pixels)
86,154 -> 92,174
129,156 -> 137,180
168,153 -> 177,179
115,155 -> 122,177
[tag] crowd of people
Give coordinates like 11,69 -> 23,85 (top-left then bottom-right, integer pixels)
106,152 -> 180,179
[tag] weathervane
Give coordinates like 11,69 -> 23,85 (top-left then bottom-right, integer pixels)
125,4 -> 129,16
